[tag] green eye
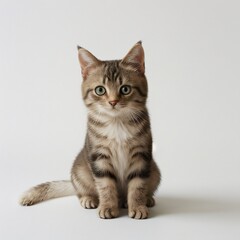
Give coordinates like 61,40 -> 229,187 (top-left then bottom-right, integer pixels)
95,86 -> 106,96
120,85 -> 131,95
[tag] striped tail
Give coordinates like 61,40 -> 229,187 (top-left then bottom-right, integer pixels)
19,180 -> 76,206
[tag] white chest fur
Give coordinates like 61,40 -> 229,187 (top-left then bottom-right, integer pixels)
101,118 -> 132,185
111,142 -> 129,185
100,118 -> 132,142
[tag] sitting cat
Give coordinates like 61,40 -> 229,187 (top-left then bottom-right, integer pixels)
20,41 -> 161,219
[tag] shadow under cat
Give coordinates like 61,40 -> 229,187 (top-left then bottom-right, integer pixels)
150,194 -> 240,218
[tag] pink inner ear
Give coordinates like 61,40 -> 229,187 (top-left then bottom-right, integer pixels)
121,43 -> 145,74
81,67 -> 88,79
81,64 -> 98,80
78,48 -> 100,79
133,54 -> 144,68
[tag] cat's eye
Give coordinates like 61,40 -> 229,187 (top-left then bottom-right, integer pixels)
95,86 -> 106,96
120,85 -> 132,95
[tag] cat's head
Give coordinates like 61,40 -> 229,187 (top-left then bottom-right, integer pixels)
78,42 -> 148,117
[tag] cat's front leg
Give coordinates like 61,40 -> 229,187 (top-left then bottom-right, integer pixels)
90,152 -> 120,219
127,177 -> 149,219
95,177 -> 119,219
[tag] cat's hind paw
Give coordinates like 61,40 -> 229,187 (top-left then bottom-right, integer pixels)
146,197 -> 155,208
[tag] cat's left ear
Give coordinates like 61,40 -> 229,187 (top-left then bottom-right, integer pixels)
77,46 -> 101,80
120,41 -> 145,74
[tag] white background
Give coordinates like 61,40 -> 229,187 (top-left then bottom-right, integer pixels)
1,0 -> 240,239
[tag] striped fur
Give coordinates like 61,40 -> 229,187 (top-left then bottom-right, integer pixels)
20,42 -> 161,219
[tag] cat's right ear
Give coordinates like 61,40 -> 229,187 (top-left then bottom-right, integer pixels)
77,46 -> 101,80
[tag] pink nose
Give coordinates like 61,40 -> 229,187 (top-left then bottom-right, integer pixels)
109,100 -> 119,106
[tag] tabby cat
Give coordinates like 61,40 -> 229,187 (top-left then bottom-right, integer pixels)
20,42 -> 161,219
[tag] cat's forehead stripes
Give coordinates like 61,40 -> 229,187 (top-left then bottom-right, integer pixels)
102,60 -> 122,85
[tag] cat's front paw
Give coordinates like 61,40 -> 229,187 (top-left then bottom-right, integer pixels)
80,196 -> 99,209
98,206 -> 119,219
129,205 -> 149,219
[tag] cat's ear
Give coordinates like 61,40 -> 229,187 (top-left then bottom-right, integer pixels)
120,41 -> 145,74
77,46 -> 101,80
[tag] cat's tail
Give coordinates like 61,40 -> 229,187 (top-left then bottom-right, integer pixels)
19,180 -> 76,206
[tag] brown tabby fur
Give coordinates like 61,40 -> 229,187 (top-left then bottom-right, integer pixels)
20,42 -> 161,219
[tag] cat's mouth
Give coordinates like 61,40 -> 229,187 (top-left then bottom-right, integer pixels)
109,107 -> 119,113
111,106 -> 118,110
94,103 -> 127,116
102,105 -> 125,116
109,104 -> 126,111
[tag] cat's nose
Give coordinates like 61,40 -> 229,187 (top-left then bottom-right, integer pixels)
109,100 -> 119,106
